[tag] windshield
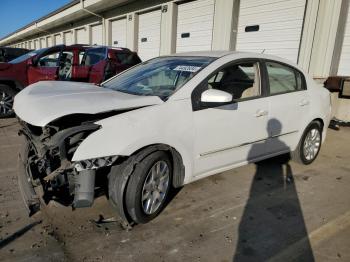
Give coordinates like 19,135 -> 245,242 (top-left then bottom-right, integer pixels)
102,56 -> 215,98
9,48 -> 49,64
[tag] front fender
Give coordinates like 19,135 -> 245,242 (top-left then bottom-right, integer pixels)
72,100 -> 195,184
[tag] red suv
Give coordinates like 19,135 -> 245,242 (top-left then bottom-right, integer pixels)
0,45 -> 141,117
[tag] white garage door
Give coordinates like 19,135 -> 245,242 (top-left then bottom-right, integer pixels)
47,36 -> 53,47
236,0 -> 307,63
338,7 -> 350,75
64,31 -> 73,45
76,28 -> 88,44
55,34 -> 63,45
111,18 -> 127,47
91,24 -> 103,45
138,10 -> 161,61
40,38 -> 46,48
176,0 -> 215,53
34,39 -> 39,49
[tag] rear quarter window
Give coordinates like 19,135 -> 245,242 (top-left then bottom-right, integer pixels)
266,61 -> 305,95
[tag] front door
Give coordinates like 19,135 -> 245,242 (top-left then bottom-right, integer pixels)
27,47 -> 63,85
192,60 -> 269,177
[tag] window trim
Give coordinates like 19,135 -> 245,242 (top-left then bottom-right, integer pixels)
191,58 -> 268,111
262,59 -> 307,97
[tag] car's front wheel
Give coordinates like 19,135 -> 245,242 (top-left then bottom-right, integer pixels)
292,121 -> 322,165
124,151 -> 172,224
0,84 -> 16,118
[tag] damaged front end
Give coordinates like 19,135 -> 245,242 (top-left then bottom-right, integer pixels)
17,116 -> 115,216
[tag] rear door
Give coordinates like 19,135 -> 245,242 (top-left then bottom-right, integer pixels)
71,49 -> 89,81
81,47 -> 107,84
27,46 -> 64,85
264,60 -> 310,153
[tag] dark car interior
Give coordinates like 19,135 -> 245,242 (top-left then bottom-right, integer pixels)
208,62 -> 260,100
0,47 -> 31,62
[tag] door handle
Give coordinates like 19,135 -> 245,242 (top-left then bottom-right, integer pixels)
299,99 -> 310,106
255,109 -> 268,117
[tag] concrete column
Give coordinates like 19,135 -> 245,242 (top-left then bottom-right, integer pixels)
126,13 -> 138,52
102,18 -> 107,45
212,0 -> 240,51
106,20 -> 112,46
160,2 -> 177,55
72,29 -> 76,44
308,0 -> 343,78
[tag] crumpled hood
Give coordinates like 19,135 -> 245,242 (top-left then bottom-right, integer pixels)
14,81 -> 163,127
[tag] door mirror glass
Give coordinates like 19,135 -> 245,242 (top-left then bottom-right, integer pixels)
201,89 -> 232,104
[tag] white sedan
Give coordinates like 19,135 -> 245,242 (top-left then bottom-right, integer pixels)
14,51 -> 331,226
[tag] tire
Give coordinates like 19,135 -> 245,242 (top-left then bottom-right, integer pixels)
124,151 -> 172,224
292,121 -> 322,165
0,84 -> 16,118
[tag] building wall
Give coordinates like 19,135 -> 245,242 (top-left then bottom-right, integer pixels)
3,0 -> 350,79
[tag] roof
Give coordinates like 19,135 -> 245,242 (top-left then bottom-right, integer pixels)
171,51 -> 235,58
170,50 -> 303,72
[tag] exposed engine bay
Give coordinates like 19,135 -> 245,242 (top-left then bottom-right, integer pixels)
17,112 -> 123,216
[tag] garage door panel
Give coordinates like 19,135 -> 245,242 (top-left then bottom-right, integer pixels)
239,20 -> 304,32
64,32 -> 72,45
76,28 -> 88,44
47,37 -> 53,47
238,30 -> 303,42
176,0 -> 215,53
91,24 -> 103,45
237,0 -> 306,63
138,10 -> 161,61
240,0 -> 305,14
239,9 -> 305,25
241,0 -> 304,9
55,34 -> 63,45
338,6 -> 350,75
111,19 -> 127,47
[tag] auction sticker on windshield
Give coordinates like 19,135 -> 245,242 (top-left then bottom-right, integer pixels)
173,65 -> 201,72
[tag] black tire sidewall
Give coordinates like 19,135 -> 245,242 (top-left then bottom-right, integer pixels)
299,122 -> 322,165
125,151 -> 172,224
0,84 -> 16,118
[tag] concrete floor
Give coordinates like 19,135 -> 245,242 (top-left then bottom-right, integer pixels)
0,118 -> 349,262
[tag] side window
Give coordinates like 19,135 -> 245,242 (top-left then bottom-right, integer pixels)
81,48 -> 106,66
116,52 -> 142,65
192,61 -> 261,111
266,62 -> 304,95
208,62 -> 261,100
37,51 -> 61,67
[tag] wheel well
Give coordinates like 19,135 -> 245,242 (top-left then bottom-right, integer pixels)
0,80 -> 20,92
130,144 -> 185,188
312,118 -> 324,130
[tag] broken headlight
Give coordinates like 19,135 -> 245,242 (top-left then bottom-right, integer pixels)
74,156 -> 118,172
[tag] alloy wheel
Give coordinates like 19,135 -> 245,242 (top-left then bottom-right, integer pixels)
0,91 -> 14,115
141,160 -> 170,215
303,128 -> 321,161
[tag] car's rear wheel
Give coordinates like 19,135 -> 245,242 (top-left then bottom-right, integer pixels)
292,121 -> 322,165
0,84 -> 16,118
125,151 -> 172,224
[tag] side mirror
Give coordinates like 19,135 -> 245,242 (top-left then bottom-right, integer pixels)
201,89 -> 232,104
